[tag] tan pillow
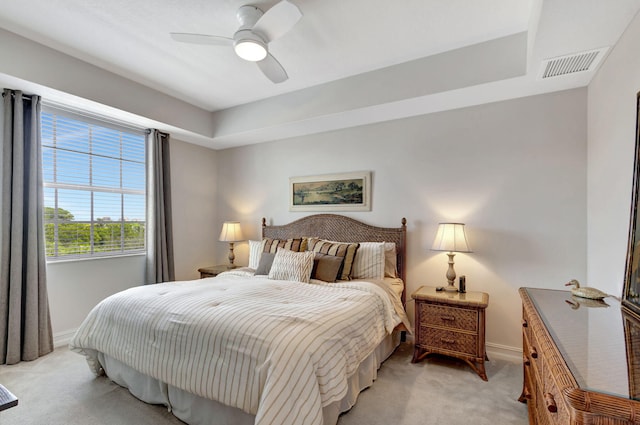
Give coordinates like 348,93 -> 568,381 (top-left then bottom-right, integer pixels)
311,253 -> 343,283
384,242 -> 398,278
306,238 -> 359,280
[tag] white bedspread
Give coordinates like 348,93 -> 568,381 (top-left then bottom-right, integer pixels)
70,273 -> 404,425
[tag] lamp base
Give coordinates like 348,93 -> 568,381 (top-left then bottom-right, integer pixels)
227,242 -> 236,269
444,252 -> 458,292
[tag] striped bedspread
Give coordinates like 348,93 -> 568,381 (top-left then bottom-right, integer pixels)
70,272 -> 403,425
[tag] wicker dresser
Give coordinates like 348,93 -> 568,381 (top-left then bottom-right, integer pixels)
519,287 -> 640,425
411,286 -> 489,380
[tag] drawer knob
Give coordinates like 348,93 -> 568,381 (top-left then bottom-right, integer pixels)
440,337 -> 456,344
522,319 -> 528,328
544,392 -> 557,413
441,315 -> 455,321
529,346 -> 538,359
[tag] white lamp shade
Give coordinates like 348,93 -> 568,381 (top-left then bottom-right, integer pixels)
431,223 -> 471,253
219,221 -> 244,242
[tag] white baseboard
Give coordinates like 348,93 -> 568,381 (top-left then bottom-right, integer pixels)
486,342 -> 522,363
53,328 -> 77,348
402,334 -> 522,363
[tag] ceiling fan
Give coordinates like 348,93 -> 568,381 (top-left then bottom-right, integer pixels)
170,0 -> 302,84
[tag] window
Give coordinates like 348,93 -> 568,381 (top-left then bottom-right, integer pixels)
41,108 -> 146,259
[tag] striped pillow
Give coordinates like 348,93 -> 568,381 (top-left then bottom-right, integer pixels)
306,238 -> 360,281
248,239 -> 266,269
268,248 -> 315,283
352,242 -> 385,280
263,238 -> 304,253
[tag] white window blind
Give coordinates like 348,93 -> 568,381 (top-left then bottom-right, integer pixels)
41,107 -> 146,259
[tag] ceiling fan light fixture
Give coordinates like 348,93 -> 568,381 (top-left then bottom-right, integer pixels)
233,31 -> 267,62
235,40 -> 267,61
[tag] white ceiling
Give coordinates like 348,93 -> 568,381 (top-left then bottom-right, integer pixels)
0,0 -> 639,149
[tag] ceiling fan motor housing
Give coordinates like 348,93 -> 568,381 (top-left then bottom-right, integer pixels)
236,5 -> 264,29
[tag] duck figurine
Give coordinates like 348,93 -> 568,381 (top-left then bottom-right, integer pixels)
564,279 -> 608,300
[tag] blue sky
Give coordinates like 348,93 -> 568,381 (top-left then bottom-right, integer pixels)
41,112 -> 146,222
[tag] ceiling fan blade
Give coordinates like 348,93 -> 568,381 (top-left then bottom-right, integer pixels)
257,53 -> 288,83
170,32 -> 232,46
252,0 -> 302,43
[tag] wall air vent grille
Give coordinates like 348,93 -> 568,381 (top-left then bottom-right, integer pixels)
539,48 -> 608,79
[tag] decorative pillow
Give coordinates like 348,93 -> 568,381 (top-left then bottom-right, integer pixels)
351,242 -> 385,280
248,239 -> 266,269
255,252 -> 276,275
311,253 -> 343,283
306,238 -> 359,281
263,238 -> 304,253
268,248 -> 314,283
384,242 -> 398,278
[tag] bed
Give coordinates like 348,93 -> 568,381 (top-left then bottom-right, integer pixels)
70,214 -> 409,425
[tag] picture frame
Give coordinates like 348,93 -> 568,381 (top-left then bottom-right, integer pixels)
289,171 -> 371,212
623,92 -> 640,317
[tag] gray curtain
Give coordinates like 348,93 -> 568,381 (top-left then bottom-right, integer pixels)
145,129 -> 175,284
0,89 -> 53,365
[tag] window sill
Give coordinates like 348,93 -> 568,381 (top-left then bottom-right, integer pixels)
46,252 -> 145,265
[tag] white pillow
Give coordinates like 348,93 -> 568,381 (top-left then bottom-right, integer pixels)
268,248 -> 315,283
248,239 -> 266,269
351,242 -> 385,280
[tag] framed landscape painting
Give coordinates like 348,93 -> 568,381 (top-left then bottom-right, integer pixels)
289,171 -> 371,212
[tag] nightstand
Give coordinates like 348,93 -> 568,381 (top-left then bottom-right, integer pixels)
197,264 -> 230,279
411,285 -> 489,381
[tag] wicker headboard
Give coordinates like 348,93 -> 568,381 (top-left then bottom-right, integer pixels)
262,214 -> 407,303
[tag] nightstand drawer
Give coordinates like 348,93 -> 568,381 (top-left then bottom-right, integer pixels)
420,326 -> 478,356
419,303 -> 478,332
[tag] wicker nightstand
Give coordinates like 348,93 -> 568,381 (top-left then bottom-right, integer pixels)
411,285 -> 489,381
197,265 -> 230,279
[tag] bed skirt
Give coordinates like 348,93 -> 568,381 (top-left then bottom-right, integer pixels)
96,330 -> 401,425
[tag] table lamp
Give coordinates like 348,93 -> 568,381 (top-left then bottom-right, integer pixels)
431,223 -> 471,292
219,221 -> 244,269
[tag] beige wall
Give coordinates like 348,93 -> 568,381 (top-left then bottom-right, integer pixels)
587,11 -> 640,295
170,139 -> 219,281
215,89 -> 588,356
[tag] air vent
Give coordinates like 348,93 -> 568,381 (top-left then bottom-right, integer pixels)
539,47 -> 608,79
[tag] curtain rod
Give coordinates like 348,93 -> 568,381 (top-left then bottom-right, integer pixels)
6,90 -> 162,135
2,89 -> 39,100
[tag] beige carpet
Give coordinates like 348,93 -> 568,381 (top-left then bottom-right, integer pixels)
0,342 -> 527,425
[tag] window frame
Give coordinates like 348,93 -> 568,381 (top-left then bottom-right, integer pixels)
41,105 -> 147,261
